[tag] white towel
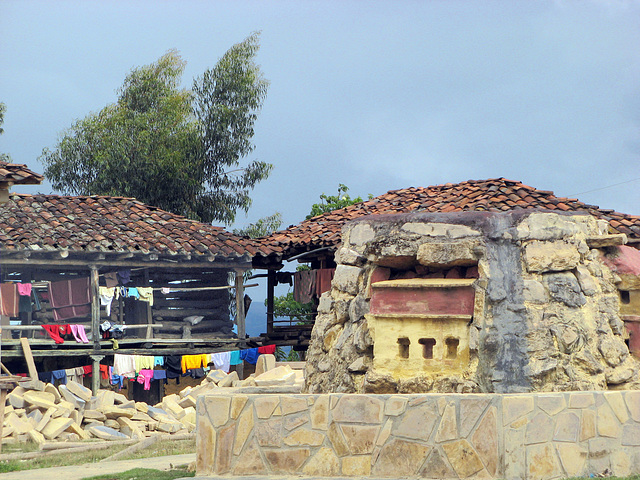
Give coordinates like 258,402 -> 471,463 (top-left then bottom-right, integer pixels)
210,351 -> 231,373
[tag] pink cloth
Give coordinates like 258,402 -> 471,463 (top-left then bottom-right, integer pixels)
17,283 -> 32,296
70,324 -> 90,344
137,369 -> 154,390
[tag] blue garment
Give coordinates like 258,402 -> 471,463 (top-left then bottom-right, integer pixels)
111,374 -> 124,390
229,350 -> 242,365
154,356 -> 164,367
117,270 -> 131,285
127,287 -> 139,299
239,348 -> 259,365
38,371 -> 53,383
152,369 -> 166,380
51,369 -> 67,384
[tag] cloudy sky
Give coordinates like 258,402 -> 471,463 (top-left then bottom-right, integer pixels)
2,1 -> 639,335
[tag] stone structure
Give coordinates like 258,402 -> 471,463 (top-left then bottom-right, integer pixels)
195,390 -> 640,478
304,210 -> 640,394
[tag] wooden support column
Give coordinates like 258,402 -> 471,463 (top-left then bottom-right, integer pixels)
267,270 -> 276,334
235,269 -> 246,379
90,266 -> 101,348
90,354 -> 105,395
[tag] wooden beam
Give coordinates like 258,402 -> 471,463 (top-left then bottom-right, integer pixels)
235,269 -> 246,379
267,270 -> 276,334
19,337 -> 38,379
0,257 -> 252,270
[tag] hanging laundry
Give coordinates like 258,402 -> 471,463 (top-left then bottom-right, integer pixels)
153,356 -> 164,367
38,371 -> 53,383
276,271 -> 293,286
258,344 -> 276,355
65,367 -> 82,383
137,369 -> 154,390
99,364 -> 110,380
240,348 -> 260,365
152,370 -> 167,382
98,287 -> 116,316
48,277 -> 91,321
104,272 -> 118,288
181,354 -> 207,373
134,355 -> 154,371
111,374 -> 125,390
113,354 -> 136,377
165,356 -> 182,381
315,268 -> 336,297
210,351 -> 231,373
17,283 -> 32,296
117,270 -> 131,285
127,287 -> 139,299
82,365 -> 92,376
137,287 -> 154,306
51,369 -> 67,384
42,325 -> 65,344
190,368 -> 205,379
70,324 -> 90,343
18,294 -> 32,313
161,287 -> 171,294
229,350 -> 243,366
293,270 -> 316,303
0,283 -> 19,317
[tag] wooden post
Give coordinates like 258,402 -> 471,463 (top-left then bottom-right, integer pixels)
0,388 -> 6,453
267,270 -> 276,334
235,269 -> 246,379
90,354 -> 104,395
144,268 -> 153,340
90,266 -> 101,348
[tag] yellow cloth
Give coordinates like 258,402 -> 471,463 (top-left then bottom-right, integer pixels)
134,355 -> 154,372
137,287 -> 154,306
181,354 -> 207,373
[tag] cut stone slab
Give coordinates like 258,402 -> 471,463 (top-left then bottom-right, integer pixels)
65,380 -> 92,402
28,429 -> 46,445
7,387 -> 27,408
218,371 -> 239,388
101,406 -> 135,419
44,383 -> 61,403
18,378 -> 45,391
35,407 -> 56,432
66,421 -> 90,440
118,417 -> 145,439
41,417 -> 74,440
84,410 -> 107,422
23,390 -> 57,410
255,354 -> 276,376
87,424 -> 129,441
254,366 -> 296,386
206,369 -> 228,384
58,385 -> 86,409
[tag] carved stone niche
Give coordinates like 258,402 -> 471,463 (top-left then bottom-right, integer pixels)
366,278 -> 475,379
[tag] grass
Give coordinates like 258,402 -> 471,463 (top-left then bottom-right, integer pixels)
0,437 -> 195,473
81,467 -> 194,480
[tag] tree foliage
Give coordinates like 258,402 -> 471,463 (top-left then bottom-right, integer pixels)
306,183 -> 370,219
233,212 -> 282,239
0,102 -> 12,162
40,33 -> 270,224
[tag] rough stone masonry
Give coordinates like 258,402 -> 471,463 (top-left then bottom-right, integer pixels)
304,210 -> 640,394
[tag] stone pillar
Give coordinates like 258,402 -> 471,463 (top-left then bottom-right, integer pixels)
90,354 -> 105,395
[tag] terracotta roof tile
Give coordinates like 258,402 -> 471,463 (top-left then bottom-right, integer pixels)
0,162 -> 43,186
0,194 -> 273,259
256,178 -> 640,259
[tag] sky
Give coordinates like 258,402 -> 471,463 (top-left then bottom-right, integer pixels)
1,1 -> 639,334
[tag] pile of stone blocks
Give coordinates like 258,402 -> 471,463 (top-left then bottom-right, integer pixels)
2,354 -> 304,445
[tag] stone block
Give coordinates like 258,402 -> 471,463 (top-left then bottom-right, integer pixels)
43,383 -> 61,403
283,428 -> 325,447
23,390 -> 57,410
230,395 -> 248,419
568,392 -> 594,409
343,455 -> 372,476
621,424 -> 640,446
524,240 -> 580,273
471,406 -> 499,476
7,387 -> 27,409
537,394 -> 566,416
348,223 -> 375,246
254,365 -> 295,387
417,240 -> 479,267
255,354 -> 276,376
83,410 -> 106,421
66,421 -> 90,440
28,429 -> 46,445
58,385 -> 86,410
393,402 -> 438,441
526,443 -> 562,480
604,391 -> 629,423
503,395 -> 534,426
332,265 -> 361,295
105,419 -> 120,429
373,438 -> 431,477
217,371 -> 238,388
178,395 -> 196,409
65,380 -> 92,402
525,412 -> 554,445
87,424 -> 129,440
556,443 -> 587,477
280,396 -> 307,415
205,369 -> 228,384
302,447 -> 340,476
624,391 -> 640,422
35,407 -> 55,432
233,406 -> 254,455
553,411 -> 580,442
460,397 -> 491,436
332,395 -> 384,424
113,392 -> 128,404
264,448 -> 310,474
340,424 -> 379,454
5,413 -> 32,435
597,402 -> 621,438
435,403 -> 457,442
41,417 -> 73,439
95,389 -> 115,409
101,406 -> 135,419
202,396 -> 231,426
384,395 -> 408,416
580,409 -> 596,441
18,378 -> 45,391
310,395 -> 329,430
118,417 -> 145,439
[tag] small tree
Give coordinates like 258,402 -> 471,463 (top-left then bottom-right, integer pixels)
0,102 -> 12,162
41,33 -> 270,224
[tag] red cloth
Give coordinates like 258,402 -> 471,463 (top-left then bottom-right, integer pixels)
293,270 -> 315,303
0,283 -> 19,317
42,325 -> 65,344
99,364 -> 110,380
315,268 -> 335,297
258,344 -> 276,355
48,277 -> 91,321
83,365 -> 93,375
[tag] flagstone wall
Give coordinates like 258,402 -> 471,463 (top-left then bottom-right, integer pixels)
195,390 -> 640,478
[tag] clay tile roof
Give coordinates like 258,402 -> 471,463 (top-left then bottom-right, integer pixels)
0,194 -> 272,259
0,161 -> 44,185
257,178 -> 640,259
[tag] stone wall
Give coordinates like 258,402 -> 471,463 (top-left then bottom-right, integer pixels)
304,210 -> 640,394
195,390 -> 640,478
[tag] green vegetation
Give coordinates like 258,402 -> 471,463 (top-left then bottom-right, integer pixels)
306,183 -> 371,219
40,33 -> 270,224
0,101 -> 12,162
81,467 -> 194,480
